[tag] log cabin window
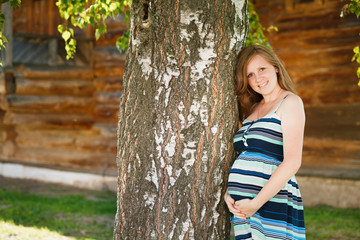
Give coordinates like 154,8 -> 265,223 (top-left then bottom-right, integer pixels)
285,0 -> 325,12
9,0 -> 93,67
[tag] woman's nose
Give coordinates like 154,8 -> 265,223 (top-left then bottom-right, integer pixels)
254,74 -> 261,82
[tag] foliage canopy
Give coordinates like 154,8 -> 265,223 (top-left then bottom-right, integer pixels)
246,1 -> 277,48
55,0 -> 274,57
56,0 -> 131,59
341,0 -> 360,87
0,0 -> 273,63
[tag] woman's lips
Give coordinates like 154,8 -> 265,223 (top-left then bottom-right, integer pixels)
258,80 -> 268,88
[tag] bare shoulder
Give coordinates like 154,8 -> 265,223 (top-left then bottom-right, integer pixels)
278,93 -> 305,121
283,93 -> 304,108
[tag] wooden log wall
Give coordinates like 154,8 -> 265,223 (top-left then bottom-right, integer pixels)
0,66 -> 120,174
13,0 -> 61,36
0,1 -> 125,174
255,0 -> 360,178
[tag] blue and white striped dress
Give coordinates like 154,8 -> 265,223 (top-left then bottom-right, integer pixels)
228,100 -> 305,239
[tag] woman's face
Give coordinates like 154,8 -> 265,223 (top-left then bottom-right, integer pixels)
246,54 -> 280,96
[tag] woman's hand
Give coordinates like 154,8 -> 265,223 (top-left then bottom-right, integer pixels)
234,198 -> 260,219
224,191 -> 246,219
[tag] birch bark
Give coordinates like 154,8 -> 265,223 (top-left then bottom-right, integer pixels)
114,0 -> 248,239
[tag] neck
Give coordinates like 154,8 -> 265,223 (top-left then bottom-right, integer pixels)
262,87 -> 284,104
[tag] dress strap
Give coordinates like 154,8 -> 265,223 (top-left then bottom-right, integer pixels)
274,94 -> 290,113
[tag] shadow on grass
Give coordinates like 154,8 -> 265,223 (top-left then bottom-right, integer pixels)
0,188 -> 116,240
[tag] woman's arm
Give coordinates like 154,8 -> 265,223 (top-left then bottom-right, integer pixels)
235,94 -> 305,218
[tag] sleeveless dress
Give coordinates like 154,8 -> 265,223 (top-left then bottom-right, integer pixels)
228,96 -> 306,240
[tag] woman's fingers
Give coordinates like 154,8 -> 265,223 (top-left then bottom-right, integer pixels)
224,193 -> 234,204
224,192 -> 250,219
234,199 -> 257,218
224,193 -> 243,215
234,213 -> 247,219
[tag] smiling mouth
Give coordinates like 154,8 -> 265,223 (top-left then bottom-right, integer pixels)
258,81 -> 268,88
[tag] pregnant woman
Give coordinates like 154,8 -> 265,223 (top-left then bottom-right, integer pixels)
224,45 -> 306,240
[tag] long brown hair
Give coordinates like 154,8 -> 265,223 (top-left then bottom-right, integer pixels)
235,45 -> 296,121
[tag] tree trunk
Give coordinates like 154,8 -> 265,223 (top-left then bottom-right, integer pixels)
114,0 -> 248,239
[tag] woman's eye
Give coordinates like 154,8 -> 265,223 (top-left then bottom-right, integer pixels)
260,67 -> 265,71
247,73 -> 254,78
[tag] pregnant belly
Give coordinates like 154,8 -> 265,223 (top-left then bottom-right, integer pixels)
227,155 -> 270,201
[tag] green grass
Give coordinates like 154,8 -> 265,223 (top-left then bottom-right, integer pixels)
305,205 -> 360,240
0,187 -> 359,240
0,189 -> 117,240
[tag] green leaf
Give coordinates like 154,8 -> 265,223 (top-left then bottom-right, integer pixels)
10,0 -> 21,8
101,8 -> 107,16
69,38 -> 77,46
62,31 -> 71,41
354,46 -> 359,54
0,14 -> 5,22
95,29 -> 101,40
99,25 -> 106,34
116,30 -> 129,52
77,5 -> 85,13
356,8 -> 360,18
95,14 -> 101,21
63,11 -> 70,20
70,17 -> 78,26
109,2 -> 118,12
57,24 -> 64,33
